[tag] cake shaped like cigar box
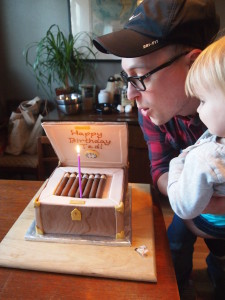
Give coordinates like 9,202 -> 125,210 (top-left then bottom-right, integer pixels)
34,121 -> 128,240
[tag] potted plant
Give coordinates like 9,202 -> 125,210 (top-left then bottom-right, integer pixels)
24,24 -> 96,98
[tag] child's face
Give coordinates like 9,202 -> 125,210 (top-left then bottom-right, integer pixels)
197,87 -> 225,137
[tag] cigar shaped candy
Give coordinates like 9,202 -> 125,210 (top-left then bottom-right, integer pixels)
61,173 -> 77,196
96,174 -> 107,198
75,173 -> 89,198
55,172 -> 70,196
68,173 -> 80,197
82,174 -> 94,198
89,174 -> 101,198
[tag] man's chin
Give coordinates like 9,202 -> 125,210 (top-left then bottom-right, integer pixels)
139,108 -> 170,126
149,116 -> 165,126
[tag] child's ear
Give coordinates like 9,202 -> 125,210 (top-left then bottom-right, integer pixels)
187,49 -> 202,67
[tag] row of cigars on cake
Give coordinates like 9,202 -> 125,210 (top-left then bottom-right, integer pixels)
54,172 -> 107,198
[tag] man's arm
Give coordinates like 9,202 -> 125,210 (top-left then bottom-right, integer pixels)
157,172 -> 168,196
138,112 -> 179,189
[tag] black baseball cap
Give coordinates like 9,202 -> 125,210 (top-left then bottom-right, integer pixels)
93,0 -> 220,58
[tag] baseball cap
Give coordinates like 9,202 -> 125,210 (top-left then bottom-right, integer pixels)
93,0 -> 220,58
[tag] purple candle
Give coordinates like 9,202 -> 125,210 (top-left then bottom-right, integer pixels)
76,145 -> 82,198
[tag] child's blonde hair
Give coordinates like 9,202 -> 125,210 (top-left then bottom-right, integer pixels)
185,36 -> 225,98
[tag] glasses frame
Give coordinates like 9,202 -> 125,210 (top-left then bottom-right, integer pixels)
121,51 -> 189,91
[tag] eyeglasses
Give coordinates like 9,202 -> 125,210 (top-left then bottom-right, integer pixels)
120,51 -> 189,91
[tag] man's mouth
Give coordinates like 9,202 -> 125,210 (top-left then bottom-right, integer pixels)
140,107 -> 151,117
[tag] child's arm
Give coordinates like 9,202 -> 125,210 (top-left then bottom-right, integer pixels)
167,151 -> 215,219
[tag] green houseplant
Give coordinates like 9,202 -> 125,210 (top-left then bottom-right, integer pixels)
24,24 -> 96,97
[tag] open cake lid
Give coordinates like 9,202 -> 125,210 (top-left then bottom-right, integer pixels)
42,122 -> 128,168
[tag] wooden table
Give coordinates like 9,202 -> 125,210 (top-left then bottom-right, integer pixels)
0,180 -> 179,299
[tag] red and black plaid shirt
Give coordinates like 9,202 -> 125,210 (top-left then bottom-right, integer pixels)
138,111 -> 207,187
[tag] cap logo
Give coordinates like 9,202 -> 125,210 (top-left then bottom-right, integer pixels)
129,12 -> 141,21
143,40 -> 159,49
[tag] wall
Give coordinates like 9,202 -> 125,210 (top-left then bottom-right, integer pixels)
0,0 -> 68,102
0,0 -> 121,108
0,0 -> 224,111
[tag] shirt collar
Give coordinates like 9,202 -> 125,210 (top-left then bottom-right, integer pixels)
176,114 -> 200,126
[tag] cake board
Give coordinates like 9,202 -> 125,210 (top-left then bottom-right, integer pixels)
0,183 -> 157,282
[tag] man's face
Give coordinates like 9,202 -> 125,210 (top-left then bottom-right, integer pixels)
121,46 -> 197,125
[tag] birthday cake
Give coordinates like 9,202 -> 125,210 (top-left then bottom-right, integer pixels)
34,122 -> 128,239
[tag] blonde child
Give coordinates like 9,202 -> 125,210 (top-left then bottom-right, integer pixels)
167,36 -> 225,239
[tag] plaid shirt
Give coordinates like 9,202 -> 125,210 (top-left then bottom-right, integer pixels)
138,111 -> 207,187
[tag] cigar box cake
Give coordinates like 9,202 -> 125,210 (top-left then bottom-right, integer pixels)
34,122 -> 128,240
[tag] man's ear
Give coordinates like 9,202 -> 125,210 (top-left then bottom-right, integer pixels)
187,49 -> 202,67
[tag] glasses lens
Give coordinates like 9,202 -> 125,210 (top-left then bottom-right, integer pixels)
120,71 -> 145,91
129,78 -> 145,91
121,71 -> 128,86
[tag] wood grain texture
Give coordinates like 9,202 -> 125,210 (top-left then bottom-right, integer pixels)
39,205 -> 117,237
0,180 -> 179,300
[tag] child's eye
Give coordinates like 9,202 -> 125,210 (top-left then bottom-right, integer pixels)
199,99 -> 205,104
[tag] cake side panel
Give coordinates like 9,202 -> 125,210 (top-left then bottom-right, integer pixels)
34,203 -> 44,235
39,204 -> 117,238
114,168 -> 127,239
115,200 -> 125,239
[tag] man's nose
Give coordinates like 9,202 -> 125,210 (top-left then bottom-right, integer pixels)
126,83 -> 140,102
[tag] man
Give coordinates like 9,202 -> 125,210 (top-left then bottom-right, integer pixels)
93,0 -> 225,298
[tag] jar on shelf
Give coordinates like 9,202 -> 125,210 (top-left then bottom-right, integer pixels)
98,90 -> 110,104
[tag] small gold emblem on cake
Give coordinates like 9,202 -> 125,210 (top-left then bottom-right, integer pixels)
33,198 -> 41,207
71,208 -> 82,221
35,225 -> 44,235
115,201 -> 124,213
85,149 -> 99,159
116,231 -> 125,239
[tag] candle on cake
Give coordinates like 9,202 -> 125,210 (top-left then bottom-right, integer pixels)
76,145 -> 82,198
